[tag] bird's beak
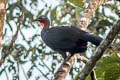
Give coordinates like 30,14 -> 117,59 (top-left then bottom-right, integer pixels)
33,19 -> 39,22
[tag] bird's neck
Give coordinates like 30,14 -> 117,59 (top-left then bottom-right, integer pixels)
41,19 -> 50,29
43,22 -> 50,31
41,20 -> 50,37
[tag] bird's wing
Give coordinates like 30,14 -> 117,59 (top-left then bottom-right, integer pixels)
42,26 -> 81,49
42,26 -> 102,50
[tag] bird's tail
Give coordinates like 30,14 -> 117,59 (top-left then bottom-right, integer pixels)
85,33 -> 103,46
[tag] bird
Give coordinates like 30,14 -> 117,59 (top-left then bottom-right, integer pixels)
34,15 -> 103,59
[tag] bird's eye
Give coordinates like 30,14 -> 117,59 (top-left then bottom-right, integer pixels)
41,16 -> 44,19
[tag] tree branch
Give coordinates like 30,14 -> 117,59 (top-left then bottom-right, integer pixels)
71,55 -> 97,80
78,19 -> 120,80
78,0 -> 110,30
0,0 -> 7,48
0,11 -> 24,67
54,54 -> 89,80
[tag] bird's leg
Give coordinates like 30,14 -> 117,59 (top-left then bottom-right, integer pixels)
58,51 -> 67,60
58,51 -> 72,61
64,52 -> 72,61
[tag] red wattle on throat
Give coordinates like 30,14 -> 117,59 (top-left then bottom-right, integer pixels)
40,22 -> 45,27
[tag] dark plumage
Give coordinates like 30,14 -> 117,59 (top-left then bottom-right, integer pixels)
34,15 -> 102,58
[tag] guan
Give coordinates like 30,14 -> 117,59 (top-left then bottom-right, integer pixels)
34,15 -> 102,59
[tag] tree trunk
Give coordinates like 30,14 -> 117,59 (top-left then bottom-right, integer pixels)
0,0 -> 7,48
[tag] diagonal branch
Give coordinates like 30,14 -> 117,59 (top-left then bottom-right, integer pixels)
78,19 -> 120,80
78,0 -> 110,30
0,11 -> 24,67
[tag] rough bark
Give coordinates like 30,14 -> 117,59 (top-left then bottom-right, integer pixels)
78,0 -> 110,30
54,54 -> 88,80
0,0 -> 7,48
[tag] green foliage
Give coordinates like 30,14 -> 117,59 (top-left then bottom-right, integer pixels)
69,0 -> 86,8
95,52 -> 120,80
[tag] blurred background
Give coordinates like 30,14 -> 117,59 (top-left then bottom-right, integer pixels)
0,0 -> 120,80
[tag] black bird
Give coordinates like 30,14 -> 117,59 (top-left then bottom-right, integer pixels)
34,15 -> 102,59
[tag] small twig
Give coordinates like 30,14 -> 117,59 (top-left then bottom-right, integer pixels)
38,56 -> 52,72
32,62 -> 50,80
0,11 -> 24,67
4,66 -> 9,80
17,61 -> 20,80
20,64 -> 28,80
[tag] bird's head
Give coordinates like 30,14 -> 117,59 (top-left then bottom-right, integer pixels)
34,15 -> 50,27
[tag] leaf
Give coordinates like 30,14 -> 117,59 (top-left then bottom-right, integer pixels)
98,20 -> 113,26
95,52 -> 120,80
69,0 -> 86,8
